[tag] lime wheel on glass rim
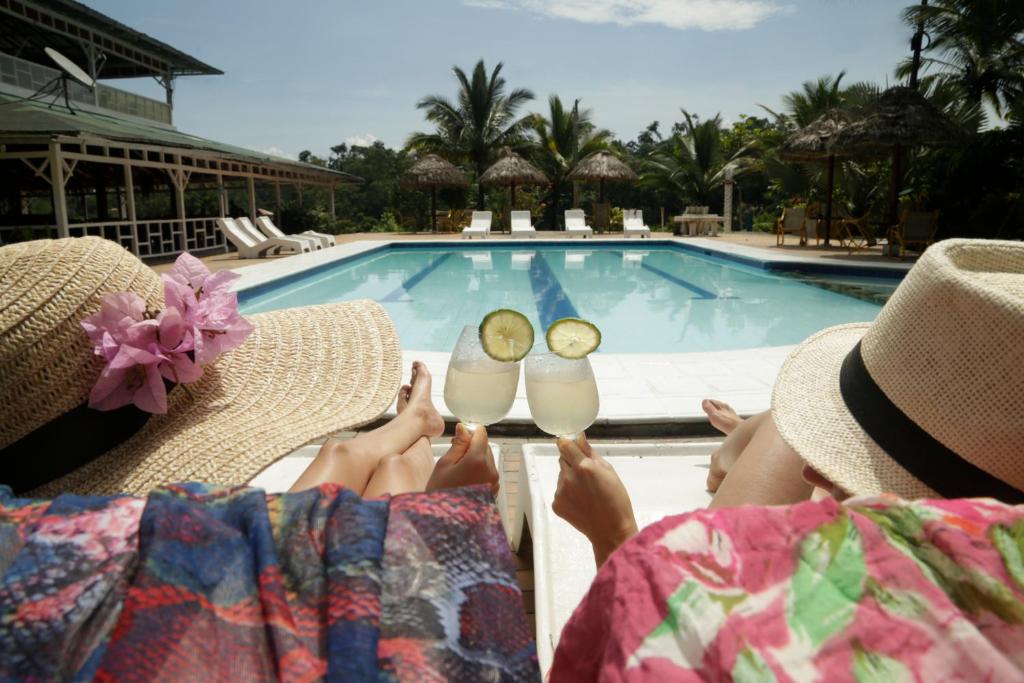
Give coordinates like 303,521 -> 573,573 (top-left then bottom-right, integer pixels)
478,309 -> 535,362
545,318 -> 601,358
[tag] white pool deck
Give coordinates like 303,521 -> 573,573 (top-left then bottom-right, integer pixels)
232,236 -> 909,424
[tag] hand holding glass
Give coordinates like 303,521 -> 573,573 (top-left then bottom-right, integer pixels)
444,325 -> 520,431
525,352 -> 599,438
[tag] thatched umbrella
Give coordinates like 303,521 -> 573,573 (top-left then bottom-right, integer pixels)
567,150 -> 638,203
829,86 -> 963,233
479,148 -> 548,208
780,109 -> 852,245
401,154 -> 468,232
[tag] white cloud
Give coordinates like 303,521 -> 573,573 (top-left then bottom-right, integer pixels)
462,0 -> 788,31
344,133 -> 380,147
259,145 -> 293,159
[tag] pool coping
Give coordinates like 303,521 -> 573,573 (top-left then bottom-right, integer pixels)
229,236 -> 889,425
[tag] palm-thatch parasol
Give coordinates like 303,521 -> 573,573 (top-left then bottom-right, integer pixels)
780,109 -> 852,245
401,154 -> 468,232
567,150 -> 638,202
829,86 -> 964,231
479,148 -> 548,208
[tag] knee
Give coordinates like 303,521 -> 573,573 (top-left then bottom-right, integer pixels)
373,452 -> 408,473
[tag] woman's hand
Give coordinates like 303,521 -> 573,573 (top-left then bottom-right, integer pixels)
552,434 -> 638,566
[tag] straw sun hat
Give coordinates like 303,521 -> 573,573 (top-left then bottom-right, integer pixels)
772,238 -> 1024,502
0,237 -> 401,497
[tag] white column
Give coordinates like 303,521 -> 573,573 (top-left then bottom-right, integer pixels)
123,162 -> 138,255
275,182 -> 283,228
48,142 -> 69,238
173,170 -> 187,252
723,167 -> 734,233
247,176 -> 257,220
328,184 -> 336,220
216,173 -> 226,216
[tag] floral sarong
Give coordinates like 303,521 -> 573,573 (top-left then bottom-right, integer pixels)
551,496 -> 1024,682
0,483 -> 538,682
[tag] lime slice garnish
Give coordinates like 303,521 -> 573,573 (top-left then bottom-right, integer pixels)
546,318 -> 601,358
479,309 -> 535,362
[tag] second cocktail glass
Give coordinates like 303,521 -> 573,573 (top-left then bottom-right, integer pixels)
444,325 -> 520,431
525,352 -> 599,439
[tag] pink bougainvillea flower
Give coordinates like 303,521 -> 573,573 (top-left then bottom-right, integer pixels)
80,292 -> 148,361
192,291 -> 253,364
88,344 -> 168,413
165,252 -> 212,292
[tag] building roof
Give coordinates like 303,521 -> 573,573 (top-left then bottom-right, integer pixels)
0,94 -> 358,182
0,0 -> 221,78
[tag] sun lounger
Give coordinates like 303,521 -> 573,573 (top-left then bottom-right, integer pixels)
623,209 -> 652,238
462,211 -> 492,239
511,251 -> 534,270
257,215 -> 334,249
503,442 -> 717,675
510,210 -> 537,239
217,217 -> 312,258
237,216 -> 321,251
250,443 -> 503,496
564,209 -> 593,238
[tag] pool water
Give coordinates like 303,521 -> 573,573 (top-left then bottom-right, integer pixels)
238,244 -> 892,353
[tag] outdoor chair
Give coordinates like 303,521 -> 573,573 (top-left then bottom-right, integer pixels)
775,206 -> 809,246
893,209 -> 939,258
564,209 -> 593,238
839,212 -> 878,255
217,217 -> 311,258
510,210 -> 537,239
682,205 -> 712,236
623,209 -> 651,238
257,215 -> 334,249
462,211 -> 492,239
237,216 -> 320,251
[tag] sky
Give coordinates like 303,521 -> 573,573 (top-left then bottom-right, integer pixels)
88,0 -> 913,160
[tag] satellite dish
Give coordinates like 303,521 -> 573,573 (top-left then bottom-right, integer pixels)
44,47 -> 95,88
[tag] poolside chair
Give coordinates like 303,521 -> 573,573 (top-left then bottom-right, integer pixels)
775,206 -> 808,246
510,211 -> 537,239
510,251 -> 534,270
623,209 -> 651,238
893,209 -> 938,258
462,211 -> 491,239
503,442 -> 716,675
257,215 -> 334,249
838,212 -> 878,255
237,216 -> 321,252
563,209 -> 593,238
217,217 -> 311,258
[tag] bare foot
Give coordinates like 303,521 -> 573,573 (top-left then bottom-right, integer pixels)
702,398 -> 742,435
403,361 -> 445,439
426,424 -> 499,495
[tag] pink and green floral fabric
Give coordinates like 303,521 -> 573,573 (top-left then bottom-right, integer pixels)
551,495 -> 1024,682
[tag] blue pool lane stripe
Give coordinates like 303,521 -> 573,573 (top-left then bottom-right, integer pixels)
528,253 -> 579,329
640,262 -> 718,299
381,253 -> 452,301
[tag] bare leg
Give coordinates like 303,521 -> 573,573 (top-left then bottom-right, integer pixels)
701,398 -> 742,435
289,362 -> 443,493
706,411 -> 770,492
709,413 -> 812,508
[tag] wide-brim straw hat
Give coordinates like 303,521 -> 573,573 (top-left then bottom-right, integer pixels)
772,239 -> 1024,502
0,237 -> 401,497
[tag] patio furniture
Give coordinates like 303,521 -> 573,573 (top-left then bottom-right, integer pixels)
217,217 -> 311,258
237,216 -> 321,251
893,209 -> 939,258
503,442 -> 716,675
622,209 -> 651,238
564,209 -> 593,238
462,211 -> 492,239
510,210 -> 537,238
839,213 -> 878,254
255,215 -> 333,249
775,206 -> 809,246
674,207 -> 723,236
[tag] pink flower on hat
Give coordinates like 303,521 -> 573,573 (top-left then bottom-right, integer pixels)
81,252 -> 252,414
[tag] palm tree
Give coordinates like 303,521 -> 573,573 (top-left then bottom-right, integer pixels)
407,60 -> 535,209
530,96 -> 612,229
640,111 -> 757,210
897,0 -> 1024,117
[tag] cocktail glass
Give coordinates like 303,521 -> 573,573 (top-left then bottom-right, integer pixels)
443,325 -> 520,431
525,352 -> 599,438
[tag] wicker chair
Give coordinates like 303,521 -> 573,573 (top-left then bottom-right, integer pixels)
893,209 -> 939,258
776,206 -> 808,246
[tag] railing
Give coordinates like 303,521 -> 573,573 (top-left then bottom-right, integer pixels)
0,51 -> 172,125
59,217 -> 226,258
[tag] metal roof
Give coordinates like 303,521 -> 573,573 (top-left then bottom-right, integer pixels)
0,0 -> 222,78
0,94 -> 358,182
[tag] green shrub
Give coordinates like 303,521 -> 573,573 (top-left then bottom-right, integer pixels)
752,210 -> 777,233
371,211 -> 402,233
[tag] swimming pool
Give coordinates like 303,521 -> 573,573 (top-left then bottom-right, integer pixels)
238,243 -> 896,353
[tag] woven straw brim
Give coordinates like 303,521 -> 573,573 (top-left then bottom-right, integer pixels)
771,323 -> 940,500
30,300 -> 401,498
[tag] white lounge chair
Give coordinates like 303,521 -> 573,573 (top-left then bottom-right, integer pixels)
623,209 -> 652,238
563,209 -> 593,238
502,442 -> 716,675
257,215 -> 334,249
510,251 -> 534,270
216,217 -> 311,258
237,216 -> 320,251
510,210 -> 537,239
462,211 -> 492,239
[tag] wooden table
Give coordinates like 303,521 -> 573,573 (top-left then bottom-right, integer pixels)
672,214 -> 725,236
